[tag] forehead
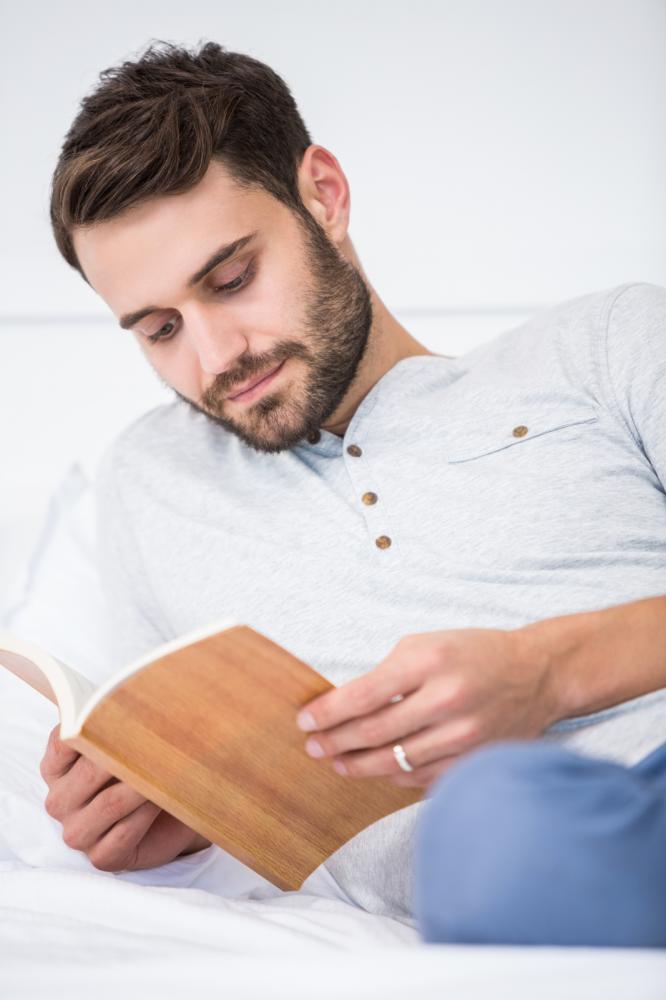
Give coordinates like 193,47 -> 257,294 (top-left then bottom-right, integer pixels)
72,161 -> 281,315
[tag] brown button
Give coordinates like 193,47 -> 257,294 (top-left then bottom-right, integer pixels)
375,535 -> 392,549
347,444 -> 362,457
306,430 -> 321,444
362,491 -> 378,505
512,425 -> 529,438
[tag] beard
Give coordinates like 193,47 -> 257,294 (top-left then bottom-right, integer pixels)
172,207 -> 374,453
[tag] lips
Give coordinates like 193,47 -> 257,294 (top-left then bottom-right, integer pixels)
227,361 -> 284,400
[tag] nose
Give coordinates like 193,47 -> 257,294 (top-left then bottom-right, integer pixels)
184,306 -> 249,376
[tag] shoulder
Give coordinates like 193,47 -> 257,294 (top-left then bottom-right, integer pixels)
94,399 -> 233,499
550,280 -> 666,362
457,282 -> 665,395
536,280 -> 666,329
545,280 -> 666,382
599,282 -> 666,432
604,280 -> 666,315
602,281 -> 666,356
95,400 -> 184,480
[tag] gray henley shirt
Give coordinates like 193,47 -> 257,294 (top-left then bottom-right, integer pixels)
94,281 -> 666,924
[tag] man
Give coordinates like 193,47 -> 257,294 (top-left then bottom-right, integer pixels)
41,40 -> 666,943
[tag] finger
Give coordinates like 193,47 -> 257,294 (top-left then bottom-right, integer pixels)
298,644 -> 422,733
389,758 -> 459,788
87,800 -> 162,872
304,686 -> 450,759
40,725 -> 80,783
133,812 -> 208,869
332,717 -> 481,779
63,781 -> 152,852
47,754 -> 116,816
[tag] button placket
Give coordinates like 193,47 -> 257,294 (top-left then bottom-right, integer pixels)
344,441 -> 400,559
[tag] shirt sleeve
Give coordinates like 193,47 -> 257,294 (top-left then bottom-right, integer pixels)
601,282 -> 666,491
93,444 -> 170,667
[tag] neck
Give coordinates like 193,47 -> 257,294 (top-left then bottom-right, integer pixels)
321,284 -> 434,438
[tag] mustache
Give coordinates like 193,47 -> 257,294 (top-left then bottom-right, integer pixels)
200,339 -> 311,408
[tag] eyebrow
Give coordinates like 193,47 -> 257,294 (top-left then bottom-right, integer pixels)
118,230 -> 259,330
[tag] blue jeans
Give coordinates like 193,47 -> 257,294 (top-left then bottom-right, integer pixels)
413,739 -> 666,947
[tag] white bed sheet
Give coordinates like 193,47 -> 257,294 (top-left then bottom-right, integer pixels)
2,860 -> 665,1000
1,466 -> 665,998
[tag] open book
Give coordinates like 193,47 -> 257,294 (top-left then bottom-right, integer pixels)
0,622 -> 422,889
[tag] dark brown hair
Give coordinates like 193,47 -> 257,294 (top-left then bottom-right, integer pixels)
50,40 -> 313,276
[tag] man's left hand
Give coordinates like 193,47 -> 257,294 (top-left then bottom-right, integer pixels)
296,628 -> 560,789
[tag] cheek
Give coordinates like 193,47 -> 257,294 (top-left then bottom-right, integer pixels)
139,338 -> 203,399
253,266 -> 304,330
174,342 -> 209,399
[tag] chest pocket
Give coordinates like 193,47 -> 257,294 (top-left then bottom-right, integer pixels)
446,406 -> 599,463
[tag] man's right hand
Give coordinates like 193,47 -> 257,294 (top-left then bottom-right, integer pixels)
40,724 -> 211,871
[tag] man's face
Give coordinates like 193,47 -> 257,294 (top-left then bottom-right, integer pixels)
73,160 -> 373,452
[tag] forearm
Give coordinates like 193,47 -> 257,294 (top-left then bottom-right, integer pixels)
517,595 -> 666,721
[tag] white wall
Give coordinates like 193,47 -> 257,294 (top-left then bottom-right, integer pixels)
1,0 -> 665,613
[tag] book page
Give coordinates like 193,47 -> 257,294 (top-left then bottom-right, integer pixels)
0,635 -> 96,729
52,659 -> 97,718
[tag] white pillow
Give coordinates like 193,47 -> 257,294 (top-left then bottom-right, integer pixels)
0,463 -> 115,870
2,462 -> 112,681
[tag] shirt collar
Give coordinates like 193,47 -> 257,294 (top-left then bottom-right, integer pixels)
294,354 -> 463,457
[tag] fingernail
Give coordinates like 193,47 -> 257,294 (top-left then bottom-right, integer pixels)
297,711 -> 317,732
305,738 -> 325,758
333,761 -> 347,776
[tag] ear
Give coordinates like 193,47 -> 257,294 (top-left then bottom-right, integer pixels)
297,144 -> 350,247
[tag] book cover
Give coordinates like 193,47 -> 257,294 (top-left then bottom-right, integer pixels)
0,622 -> 422,889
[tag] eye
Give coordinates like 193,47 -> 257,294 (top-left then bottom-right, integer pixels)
147,319 -> 179,344
146,262 -> 256,344
211,260 -> 256,297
